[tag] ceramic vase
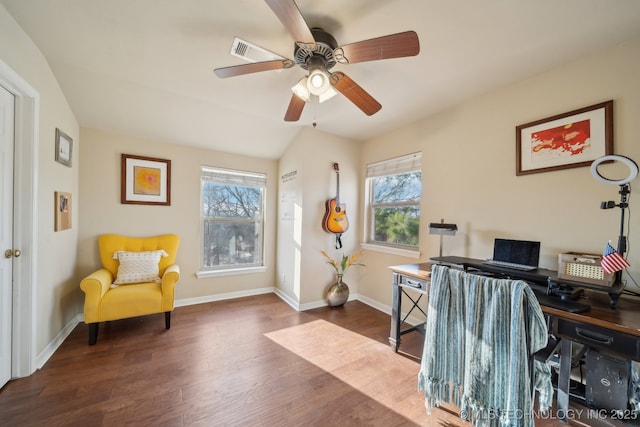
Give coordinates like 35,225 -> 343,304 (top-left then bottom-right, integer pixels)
327,274 -> 349,307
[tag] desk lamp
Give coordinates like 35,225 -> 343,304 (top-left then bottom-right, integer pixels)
428,219 -> 457,258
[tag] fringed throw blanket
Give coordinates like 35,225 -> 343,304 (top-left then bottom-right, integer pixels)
418,265 -> 553,427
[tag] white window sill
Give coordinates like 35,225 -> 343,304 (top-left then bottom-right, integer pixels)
196,266 -> 267,279
361,243 -> 421,259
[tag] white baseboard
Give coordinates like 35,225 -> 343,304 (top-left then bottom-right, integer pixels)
357,293 -> 425,326
356,293 -> 391,315
174,286 -> 275,307
272,288 -> 300,310
268,289 -> 328,311
283,291 -> 363,312
36,313 -> 84,370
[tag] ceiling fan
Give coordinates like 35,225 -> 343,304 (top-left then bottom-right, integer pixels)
213,0 -> 420,122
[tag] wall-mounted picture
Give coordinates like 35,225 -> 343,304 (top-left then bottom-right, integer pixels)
54,191 -> 72,231
121,154 -> 171,205
55,128 -> 73,167
516,100 -> 613,176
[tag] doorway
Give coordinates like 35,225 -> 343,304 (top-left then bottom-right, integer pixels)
0,59 -> 38,385
0,83 -> 14,388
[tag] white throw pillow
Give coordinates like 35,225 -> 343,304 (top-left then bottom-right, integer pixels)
111,250 -> 168,288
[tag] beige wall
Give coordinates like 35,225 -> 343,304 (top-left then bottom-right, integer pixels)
359,35 -> 640,309
80,125 -> 364,313
277,127 -> 362,308
0,5 -> 80,358
78,128 -> 278,302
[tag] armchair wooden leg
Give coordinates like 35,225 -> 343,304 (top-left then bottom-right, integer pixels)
89,323 -> 99,345
165,311 -> 171,329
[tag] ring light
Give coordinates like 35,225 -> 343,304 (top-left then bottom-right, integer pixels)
590,155 -> 638,186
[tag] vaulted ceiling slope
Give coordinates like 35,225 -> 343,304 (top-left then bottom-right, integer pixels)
2,0 -> 640,159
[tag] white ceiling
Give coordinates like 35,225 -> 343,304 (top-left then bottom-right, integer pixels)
3,0 -> 640,159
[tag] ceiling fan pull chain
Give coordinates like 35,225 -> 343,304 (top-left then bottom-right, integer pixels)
313,99 -> 318,128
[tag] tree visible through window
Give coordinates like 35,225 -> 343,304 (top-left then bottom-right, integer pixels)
366,153 -> 422,248
201,166 -> 266,270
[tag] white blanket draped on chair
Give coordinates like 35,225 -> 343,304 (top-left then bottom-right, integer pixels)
418,265 -> 553,427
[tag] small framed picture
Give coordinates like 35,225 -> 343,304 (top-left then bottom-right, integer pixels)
121,154 -> 171,206
55,128 -> 73,167
516,100 -> 613,176
54,191 -> 72,231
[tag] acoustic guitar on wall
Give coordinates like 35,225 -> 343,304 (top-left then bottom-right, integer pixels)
322,163 -> 349,248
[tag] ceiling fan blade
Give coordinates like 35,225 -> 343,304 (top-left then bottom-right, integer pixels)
330,72 -> 381,116
214,59 -> 294,78
284,94 -> 306,121
333,31 -> 420,64
264,0 -> 316,50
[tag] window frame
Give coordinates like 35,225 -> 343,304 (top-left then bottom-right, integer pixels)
197,165 -> 267,277
363,153 -> 422,258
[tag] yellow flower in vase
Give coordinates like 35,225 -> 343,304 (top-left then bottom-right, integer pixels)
321,250 -> 365,278
321,250 -> 364,307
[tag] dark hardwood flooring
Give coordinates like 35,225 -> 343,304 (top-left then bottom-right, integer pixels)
0,294 -> 616,426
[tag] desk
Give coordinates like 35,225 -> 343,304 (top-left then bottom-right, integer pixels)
389,263 -> 431,352
431,255 -> 625,307
389,262 -> 640,422
549,291 -> 640,422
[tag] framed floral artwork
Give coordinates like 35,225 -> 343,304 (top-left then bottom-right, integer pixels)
121,154 -> 171,205
516,100 -> 613,176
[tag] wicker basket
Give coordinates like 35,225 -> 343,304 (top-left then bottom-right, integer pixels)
558,252 -> 615,287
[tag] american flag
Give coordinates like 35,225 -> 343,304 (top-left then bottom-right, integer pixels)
601,242 -> 630,274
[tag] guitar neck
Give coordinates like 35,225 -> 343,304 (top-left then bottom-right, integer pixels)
335,170 -> 340,205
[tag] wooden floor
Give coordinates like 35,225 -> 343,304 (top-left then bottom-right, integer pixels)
0,294 -> 615,426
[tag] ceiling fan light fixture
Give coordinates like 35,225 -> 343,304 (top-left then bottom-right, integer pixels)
309,71 -> 325,88
307,69 -> 331,95
291,77 -> 311,102
318,86 -> 338,103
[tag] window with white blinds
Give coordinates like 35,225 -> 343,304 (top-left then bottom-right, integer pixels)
365,153 -> 422,249
200,166 -> 266,272
366,152 -> 422,178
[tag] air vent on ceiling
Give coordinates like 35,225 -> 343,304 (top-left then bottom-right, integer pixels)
230,37 -> 285,63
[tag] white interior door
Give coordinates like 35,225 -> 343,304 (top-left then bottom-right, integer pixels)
0,84 -> 15,388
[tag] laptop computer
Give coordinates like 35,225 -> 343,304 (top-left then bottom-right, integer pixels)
483,238 -> 541,271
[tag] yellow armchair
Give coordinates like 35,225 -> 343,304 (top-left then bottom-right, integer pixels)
80,234 -> 180,345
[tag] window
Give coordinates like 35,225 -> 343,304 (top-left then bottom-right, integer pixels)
366,153 -> 422,249
200,166 -> 266,272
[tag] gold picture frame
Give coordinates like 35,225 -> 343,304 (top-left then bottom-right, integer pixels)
121,154 -> 171,205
